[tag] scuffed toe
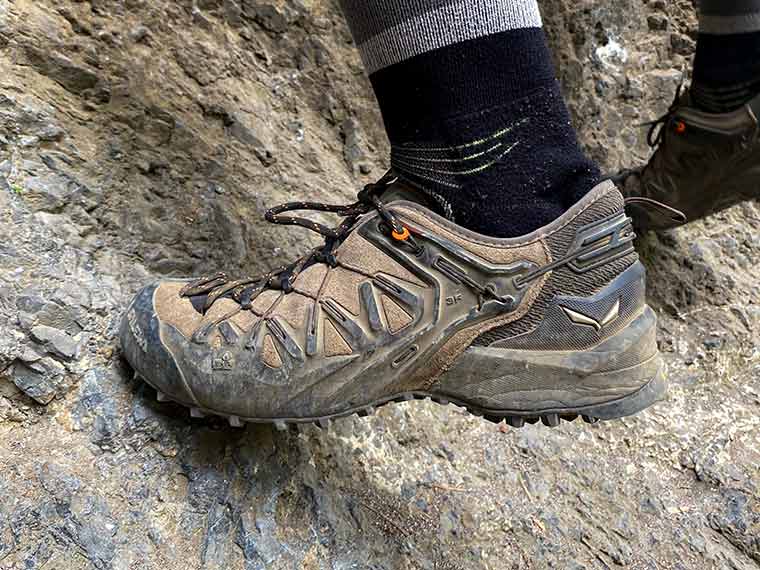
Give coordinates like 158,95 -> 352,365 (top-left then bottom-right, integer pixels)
120,283 -> 198,407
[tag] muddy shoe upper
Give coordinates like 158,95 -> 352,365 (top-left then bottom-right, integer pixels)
120,175 -> 666,426
615,87 -> 760,231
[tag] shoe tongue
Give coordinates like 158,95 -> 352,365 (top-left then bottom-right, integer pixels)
188,293 -> 209,315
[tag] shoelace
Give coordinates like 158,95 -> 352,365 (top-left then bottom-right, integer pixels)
180,171 -> 423,313
645,83 -> 685,149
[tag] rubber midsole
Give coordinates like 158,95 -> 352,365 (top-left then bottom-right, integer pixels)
435,361 -> 667,420
136,306 -> 666,423
139,367 -> 666,423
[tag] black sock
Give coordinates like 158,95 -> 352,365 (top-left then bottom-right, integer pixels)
340,1 -> 600,239
692,1 -> 760,113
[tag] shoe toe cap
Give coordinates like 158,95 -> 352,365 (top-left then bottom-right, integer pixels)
120,282 -> 198,406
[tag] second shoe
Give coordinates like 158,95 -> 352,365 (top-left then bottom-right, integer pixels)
616,88 -> 760,231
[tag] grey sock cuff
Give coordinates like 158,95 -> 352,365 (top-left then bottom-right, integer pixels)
339,0 -> 542,74
699,0 -> 760,34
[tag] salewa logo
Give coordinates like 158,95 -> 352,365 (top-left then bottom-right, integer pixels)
560,300 -> 620,332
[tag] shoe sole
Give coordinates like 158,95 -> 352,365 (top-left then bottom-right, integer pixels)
129,359 -> 666,431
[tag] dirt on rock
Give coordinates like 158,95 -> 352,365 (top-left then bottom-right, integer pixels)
0,1 -> 758,569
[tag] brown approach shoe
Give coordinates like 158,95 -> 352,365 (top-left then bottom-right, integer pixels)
613,87 -> 760,231
120,173 -> 666,429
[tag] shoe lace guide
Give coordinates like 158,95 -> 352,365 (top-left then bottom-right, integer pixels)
180,171 -> 423,313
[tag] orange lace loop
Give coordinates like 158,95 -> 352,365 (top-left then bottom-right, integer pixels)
391,227 -> 411,241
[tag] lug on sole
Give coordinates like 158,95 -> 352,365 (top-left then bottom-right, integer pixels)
130,363 -> 667,431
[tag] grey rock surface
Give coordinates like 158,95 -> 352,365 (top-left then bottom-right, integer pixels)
0,0 -> 758,569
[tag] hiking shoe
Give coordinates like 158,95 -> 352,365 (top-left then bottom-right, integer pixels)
613,87 -> 760,231
120,173 -> 666,428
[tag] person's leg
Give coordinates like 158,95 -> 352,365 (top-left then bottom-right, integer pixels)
339,0 -> 600,238
692,0 -> 760,113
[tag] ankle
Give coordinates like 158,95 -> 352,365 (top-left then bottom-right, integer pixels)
691,78 -> 760,114
692,29 -> 760,113
391,85 -> 601,239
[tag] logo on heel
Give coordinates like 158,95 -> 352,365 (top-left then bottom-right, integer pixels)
560,299 -> 620,332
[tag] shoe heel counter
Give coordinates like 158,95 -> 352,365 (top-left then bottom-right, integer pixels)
434,261 -> 664,418
433,185 -> 667,420
480,183 -> 643,346
542,187 -> 647,349
560,194 -> 638,274
492,260 -> 649,351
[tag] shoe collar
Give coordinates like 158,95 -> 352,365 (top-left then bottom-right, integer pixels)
385,180 -> 621,247
676,87 -> 760,136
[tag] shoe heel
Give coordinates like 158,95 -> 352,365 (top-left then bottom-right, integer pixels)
434,304 -> 668,422
575,355 -> 667,420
